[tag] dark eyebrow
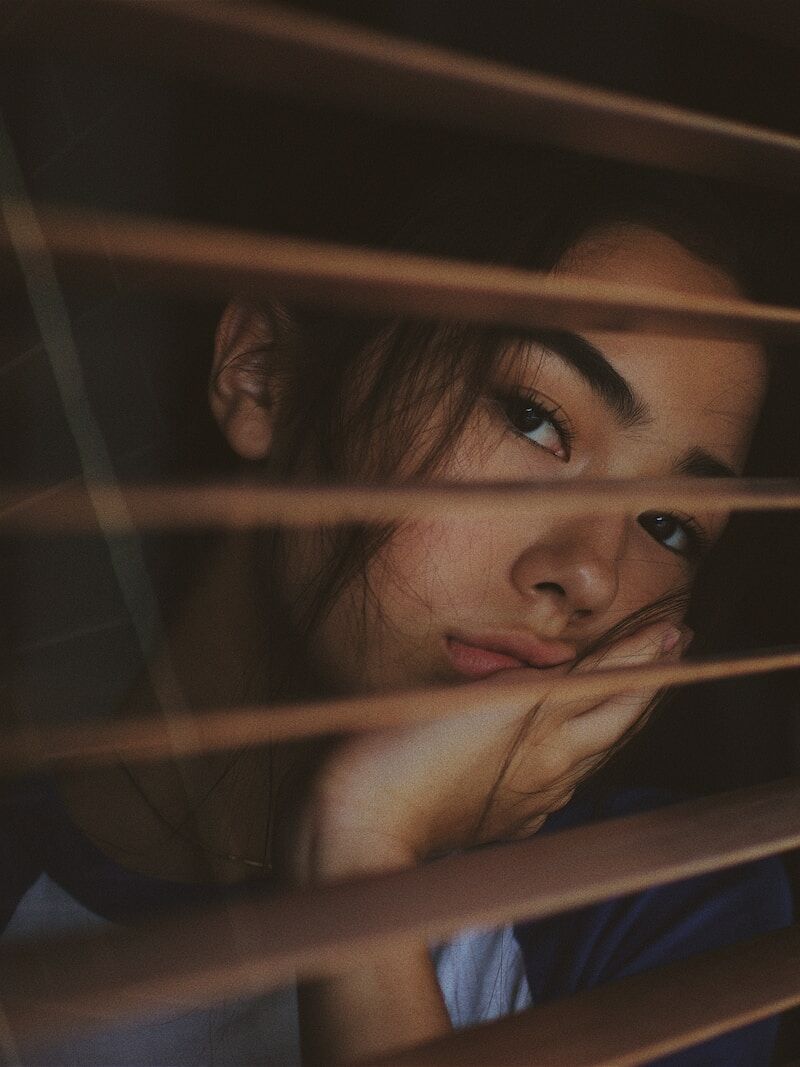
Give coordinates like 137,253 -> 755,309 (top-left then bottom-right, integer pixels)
530,330 -> 649,429
675,446 -> 737,480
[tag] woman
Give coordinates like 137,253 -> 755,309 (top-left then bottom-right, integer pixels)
4,168 -> 794,1064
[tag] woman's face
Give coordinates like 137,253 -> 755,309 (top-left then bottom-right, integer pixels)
295,225 -> 768,694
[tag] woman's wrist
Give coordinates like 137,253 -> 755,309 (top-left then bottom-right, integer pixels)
307,825 -> 418,884
285,785 -> 421,886
290,828 -> 418,887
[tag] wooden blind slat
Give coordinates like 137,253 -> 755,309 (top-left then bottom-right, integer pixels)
5,779 -> 800,1047
4,479 -> 800,535
6,205 -> 800,342
3,2 -> 800,189
4,648 -> 800,771
368,923 -> 800,1066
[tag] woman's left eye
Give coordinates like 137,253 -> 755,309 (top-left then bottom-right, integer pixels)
637,512 -> 708,560
499,393 -> 571,459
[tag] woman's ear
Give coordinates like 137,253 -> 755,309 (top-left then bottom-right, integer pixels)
209,300 -> 285,461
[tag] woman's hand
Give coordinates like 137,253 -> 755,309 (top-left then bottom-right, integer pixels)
289,621 -> 685,885
290,622 -> 685,1063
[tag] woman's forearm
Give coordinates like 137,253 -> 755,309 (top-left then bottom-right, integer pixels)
291,820 -> 451,1065
298,941 -> 449,1065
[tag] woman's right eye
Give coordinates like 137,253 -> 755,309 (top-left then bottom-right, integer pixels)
498,392 -> 572,460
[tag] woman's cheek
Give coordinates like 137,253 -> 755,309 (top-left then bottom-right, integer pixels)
378,518 -> 505,611
615,537 -> 692,614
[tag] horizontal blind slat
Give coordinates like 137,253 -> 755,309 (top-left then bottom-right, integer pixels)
368,923 -> 800,1066
4,479 -> 800,533
3,2 -> 800,188
6,205 -> 800,341
3,648 -> 800,770
5,779 -> 800,1047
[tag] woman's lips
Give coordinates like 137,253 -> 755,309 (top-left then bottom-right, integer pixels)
445,633 -> 575,680
446,638 -> 526,679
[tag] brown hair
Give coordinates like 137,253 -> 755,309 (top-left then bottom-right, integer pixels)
196,158 -> 799,849
228,163 -> 770,700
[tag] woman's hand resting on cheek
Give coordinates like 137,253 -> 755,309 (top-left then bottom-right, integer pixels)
289,621 -> 686,886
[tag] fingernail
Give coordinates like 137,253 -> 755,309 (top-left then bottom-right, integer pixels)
661,626 -> 682,653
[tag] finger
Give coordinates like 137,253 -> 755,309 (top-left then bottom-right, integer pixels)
562,624 -> 692,755
537,621 -> 683,727
575,621 -> 684,675
561,685 -> 660,759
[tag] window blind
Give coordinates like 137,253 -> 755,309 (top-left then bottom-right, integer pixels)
2,2 -> 800,1063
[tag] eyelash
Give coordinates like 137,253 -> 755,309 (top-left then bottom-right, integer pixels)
496,390 -> 710,562
496,389 -> 574,459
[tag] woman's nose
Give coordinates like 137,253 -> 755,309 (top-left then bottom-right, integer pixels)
509,518 -> 625,632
